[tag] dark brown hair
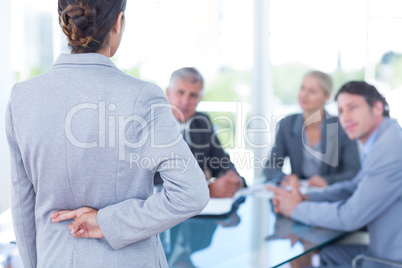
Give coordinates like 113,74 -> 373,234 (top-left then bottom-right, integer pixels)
335,81 -> 390,117
58,0 -> 127,53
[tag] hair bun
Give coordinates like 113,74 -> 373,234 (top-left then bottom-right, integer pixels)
60,1 -> 98,48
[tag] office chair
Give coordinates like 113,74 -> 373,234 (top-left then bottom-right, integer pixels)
352,254 -> 402,268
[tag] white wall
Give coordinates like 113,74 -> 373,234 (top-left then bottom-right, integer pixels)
0,0 -> 13,213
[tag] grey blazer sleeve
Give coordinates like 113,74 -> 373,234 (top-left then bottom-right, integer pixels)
6,96 -> 37,268
263,120 -> 287,181
291,146 -> 402,231
97,83 -> 210,250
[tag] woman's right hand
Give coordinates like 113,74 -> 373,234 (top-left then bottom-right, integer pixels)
51,207 -> 104,238
307,175 -> 328,188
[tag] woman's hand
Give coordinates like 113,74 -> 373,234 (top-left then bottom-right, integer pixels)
51,207 -> 104,238
307,175 -> 328,188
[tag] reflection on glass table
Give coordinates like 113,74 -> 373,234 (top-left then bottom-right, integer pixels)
161,194 -> 346,268
0,193 -> 346,268
0,209 -> 21,268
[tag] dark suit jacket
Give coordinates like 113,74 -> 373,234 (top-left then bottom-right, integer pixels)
264,112 -> 360,184
155,112 -> 242,185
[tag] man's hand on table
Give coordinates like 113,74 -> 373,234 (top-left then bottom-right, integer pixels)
266,179 -> 306,218
209,170 -> 243,198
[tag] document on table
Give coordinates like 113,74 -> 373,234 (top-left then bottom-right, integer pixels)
199,198 -> 234,216
198,181 -> 323,216
0,209 -> 15,244
299,180 -> 325,194
234,184 -> 273,200
199,185 -> 273,216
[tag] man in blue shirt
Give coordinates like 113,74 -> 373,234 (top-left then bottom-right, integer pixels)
268,81 -> 402,266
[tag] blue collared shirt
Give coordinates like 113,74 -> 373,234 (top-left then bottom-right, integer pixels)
361,128 -> 379,164
302,124 -> 324,179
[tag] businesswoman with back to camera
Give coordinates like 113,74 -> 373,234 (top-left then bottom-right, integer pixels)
6,1 -> 209,267
264,71 -> 360,188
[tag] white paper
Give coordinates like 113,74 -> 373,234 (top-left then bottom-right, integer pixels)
198,198 -> 234,216
233,184 -> 272,200
198,181 -> 323,216
299,180 -> 325,195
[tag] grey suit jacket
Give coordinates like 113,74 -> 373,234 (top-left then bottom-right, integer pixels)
5,53 -> 209,268
292,118 -> 402,262
264,113 -> 361,184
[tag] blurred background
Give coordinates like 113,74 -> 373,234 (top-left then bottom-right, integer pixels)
1,0 -> 402,213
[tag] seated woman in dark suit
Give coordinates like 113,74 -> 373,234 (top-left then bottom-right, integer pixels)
264,71 -> 360,187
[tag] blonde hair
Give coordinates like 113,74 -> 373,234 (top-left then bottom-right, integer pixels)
304,70 -> 333,95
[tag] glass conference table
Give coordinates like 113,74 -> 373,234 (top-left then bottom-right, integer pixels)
0,191 -> 346,268
160,193 -> 347,268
